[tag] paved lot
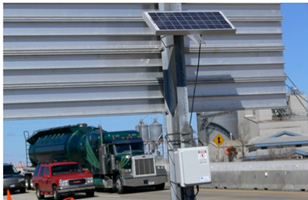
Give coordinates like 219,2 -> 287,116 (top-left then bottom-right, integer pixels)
3,188 -> 308,200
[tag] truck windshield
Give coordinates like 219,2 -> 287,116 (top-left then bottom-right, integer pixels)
115,143 -> 143,154
131,143 -> 144,153
115,144 -> 130,154
52,164 -> 83,175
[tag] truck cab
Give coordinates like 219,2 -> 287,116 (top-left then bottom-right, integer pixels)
88,129 -> 167,193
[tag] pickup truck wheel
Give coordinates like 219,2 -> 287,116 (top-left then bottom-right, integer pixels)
36,186 -> 44,199
115,176 -> 125,194
86,191 -> 95,197
68,193 -> 75,198
53,186 -> 61,200
155,183 -> 165,190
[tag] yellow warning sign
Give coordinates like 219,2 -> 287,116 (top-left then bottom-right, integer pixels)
213,134 -> 224,147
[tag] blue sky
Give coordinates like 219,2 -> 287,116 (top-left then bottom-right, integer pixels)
2,3 -> 308,165
281,3 -> 308,95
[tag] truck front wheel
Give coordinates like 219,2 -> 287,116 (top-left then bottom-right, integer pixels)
86,191 -> 95,197
115,176 -> 125,194
53,186 -> 61,200
155,183 -> 165,190
36,186 -> 44,199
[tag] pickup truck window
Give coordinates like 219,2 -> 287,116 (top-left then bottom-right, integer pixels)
33,164 -> 41,176
52,164 -> 82,175
45,167 -> 50,175
39,167 -> 45,177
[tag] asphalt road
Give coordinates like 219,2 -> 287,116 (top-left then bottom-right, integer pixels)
3,188 -> 308,200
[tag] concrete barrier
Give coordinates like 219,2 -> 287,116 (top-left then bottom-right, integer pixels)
204,167 -> 308,192
219,171 -> 241,189
283,171 -> 308,191
207,170 -> 308,192
240,171 -> 261,190
262,171 -> 285,190
172,161 -> 308,192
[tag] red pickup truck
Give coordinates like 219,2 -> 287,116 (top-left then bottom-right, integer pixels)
32,161 -> 95,200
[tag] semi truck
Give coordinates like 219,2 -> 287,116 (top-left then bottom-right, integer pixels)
23,123 -> 167,194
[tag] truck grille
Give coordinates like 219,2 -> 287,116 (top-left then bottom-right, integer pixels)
134,157 -> 155,176
69,179 -> 86,185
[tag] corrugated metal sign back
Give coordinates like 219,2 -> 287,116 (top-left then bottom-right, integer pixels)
3,3 -> 286,120
4,3 -> 165,119
182,3 -> 286,112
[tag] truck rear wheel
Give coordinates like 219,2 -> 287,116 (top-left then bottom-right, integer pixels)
115,176 -> 125,194
36,186 -> 44,199
25,176 -> 32,190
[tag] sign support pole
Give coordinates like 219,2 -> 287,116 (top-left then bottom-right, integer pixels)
174,35 -> 196,200
160,3 -> 197,200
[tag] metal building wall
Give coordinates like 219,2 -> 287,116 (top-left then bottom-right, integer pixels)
3,3 -> 287,120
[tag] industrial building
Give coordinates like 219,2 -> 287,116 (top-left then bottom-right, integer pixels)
206,92 -> 308,162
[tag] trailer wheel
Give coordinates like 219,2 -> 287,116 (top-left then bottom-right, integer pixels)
115,176 -> 125,194
36,186 -> 44,199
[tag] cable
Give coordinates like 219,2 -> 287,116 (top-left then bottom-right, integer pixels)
189,42 -> 202,126
154,113 -> 161,121
285,84 -> 308,115
198,139 -> 204,146
285,73 -> 300,90
285,73 -> 308,104
285,84 -> 308,103
182,185 -> 199,199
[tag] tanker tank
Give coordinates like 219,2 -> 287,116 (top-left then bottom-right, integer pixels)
27,123 -> 141,169
27,123 -> 98,167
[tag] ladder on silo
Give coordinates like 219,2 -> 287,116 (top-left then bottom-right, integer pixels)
23,131 -> 31,167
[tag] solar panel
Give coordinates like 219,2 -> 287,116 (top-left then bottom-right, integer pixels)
143,11 -> 236,35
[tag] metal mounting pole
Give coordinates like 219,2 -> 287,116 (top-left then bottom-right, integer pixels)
174,35 -> 196,200
159,5 -> 181,199
159,3 -> 196,200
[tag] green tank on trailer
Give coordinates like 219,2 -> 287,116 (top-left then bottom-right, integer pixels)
24,123 -> 167,194
27,123 -> 95,167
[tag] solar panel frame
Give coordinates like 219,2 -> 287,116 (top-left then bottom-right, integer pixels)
143,11 -> 236,35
